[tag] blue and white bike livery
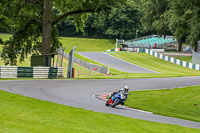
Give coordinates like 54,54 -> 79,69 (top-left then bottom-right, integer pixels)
105,91 -> 128,108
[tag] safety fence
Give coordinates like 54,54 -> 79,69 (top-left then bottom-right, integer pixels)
138,48 -> 200,71
57,51 -> 109,75
192,51 -> 200,65
0,66 -> 63,78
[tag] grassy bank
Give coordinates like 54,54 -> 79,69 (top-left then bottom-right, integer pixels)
109,52 -> 200,77
0,90 -> 199,133
126,86 -> 200,122
0,34 -> 115,53
1,33 -> 200,79
174,56 -> 192,63
60,37 -> 115,53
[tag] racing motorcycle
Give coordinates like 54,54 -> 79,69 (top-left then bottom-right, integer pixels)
105,92 -> 128,108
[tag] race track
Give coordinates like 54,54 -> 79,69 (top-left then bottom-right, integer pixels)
77,52 -> 156,73
1,76 -> 200,129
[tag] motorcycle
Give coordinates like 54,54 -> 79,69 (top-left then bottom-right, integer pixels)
105,92 -> 128,108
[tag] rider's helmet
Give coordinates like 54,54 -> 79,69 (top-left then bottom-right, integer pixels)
119,86 -> 129,95
123,86 -> 129,94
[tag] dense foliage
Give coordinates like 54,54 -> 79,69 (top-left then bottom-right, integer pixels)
0,0 -> 125,65
57,1 -> 141,39
141,0 -> 200,51
0,0 -> 200,65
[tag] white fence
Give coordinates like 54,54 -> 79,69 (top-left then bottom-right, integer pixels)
0,66 -> 63,78
0,66 -> 18,78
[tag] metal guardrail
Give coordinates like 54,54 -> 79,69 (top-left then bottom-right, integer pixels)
57,51 -> 109,75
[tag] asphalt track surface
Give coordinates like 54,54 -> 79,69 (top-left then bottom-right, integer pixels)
1,77 -> 200,129
77,52 -> 156,73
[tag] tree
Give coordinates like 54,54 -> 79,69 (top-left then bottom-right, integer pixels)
169,0 -> 200,52
169,0 -> 189,52
0,0 -> 125,65
141,0 -> 170,35
87,1 -> 141,39
104,2 -> 141,39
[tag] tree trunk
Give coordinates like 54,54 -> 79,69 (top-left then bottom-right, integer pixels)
194,41 -> 198,52
178,38 -> 182,52
42,0 -> 51,54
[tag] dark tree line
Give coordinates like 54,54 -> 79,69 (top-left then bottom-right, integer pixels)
0,0 -> 200,65
57,1 -> 141,40
0,0 -> 125,65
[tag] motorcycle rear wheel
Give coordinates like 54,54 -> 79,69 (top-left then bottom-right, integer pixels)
105,101 -> 109,106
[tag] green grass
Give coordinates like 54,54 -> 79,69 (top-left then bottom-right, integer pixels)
174,56 -> 192,63
60,37 -> 115,53
1,33 -> 200,79
109,52 -> 200,77
126,86 -> 200,122
0,56 -> 31,66
0,33 -> 11,51
0,34 -> 115,53
0,90 -> 199,133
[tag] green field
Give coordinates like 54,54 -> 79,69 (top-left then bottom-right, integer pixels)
0,34 -> 115,53
174,56 -> 192,63
1,33 -> 200,79
60,37 -> 115,53
0,90 -> 199,133
126,86 -> 200,122
109,52 -> 200,77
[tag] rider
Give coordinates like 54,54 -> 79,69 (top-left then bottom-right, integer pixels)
108,86 -> 129,105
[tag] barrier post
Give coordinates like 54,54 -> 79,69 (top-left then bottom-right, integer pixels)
72,68 -> 75,78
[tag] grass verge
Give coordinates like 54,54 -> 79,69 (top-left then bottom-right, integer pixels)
0,34 -> 115,53
0,90 -> 199,132
109,52 -> 200,77
59,37 -> 115,53
126,86 -> 200,122
174,56 -> 192,63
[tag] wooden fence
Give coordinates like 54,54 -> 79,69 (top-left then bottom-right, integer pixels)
0,66 -> 63,78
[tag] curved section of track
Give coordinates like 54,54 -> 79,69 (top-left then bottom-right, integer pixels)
77,52 -> 156,73
0,77 -> 200,129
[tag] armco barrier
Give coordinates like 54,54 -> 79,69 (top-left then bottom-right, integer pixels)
0,66 -> 18,78
59,52 -> 109,75
138,49 -> 200,71
0,66 -> 63,78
